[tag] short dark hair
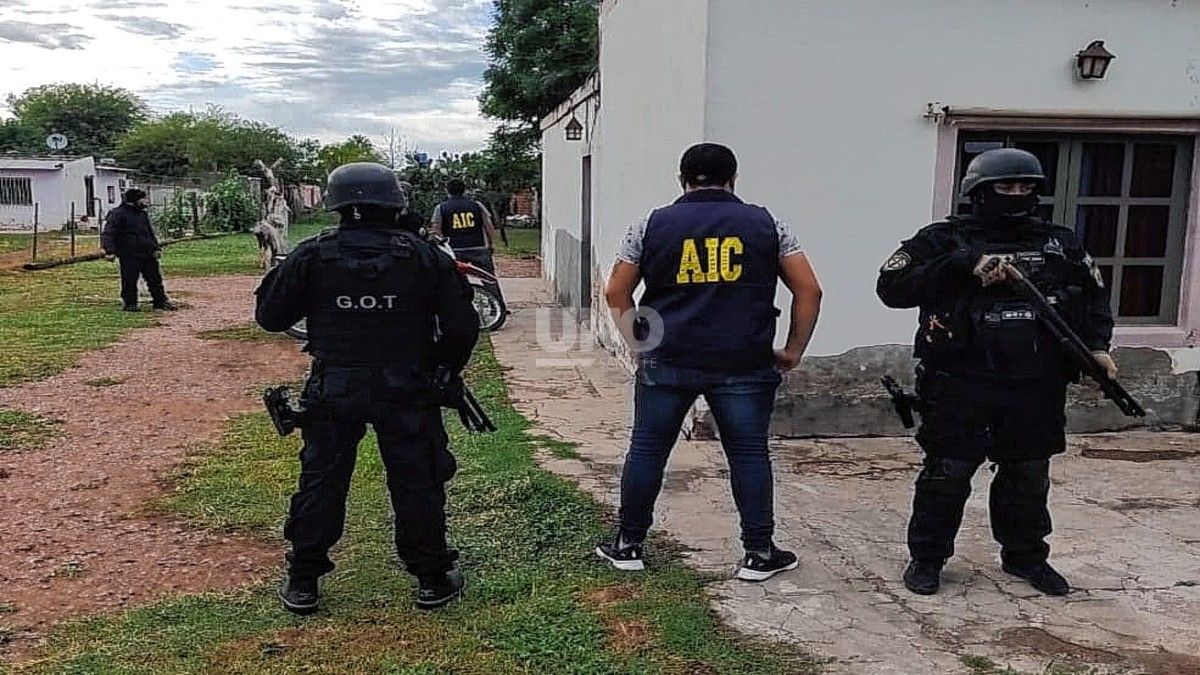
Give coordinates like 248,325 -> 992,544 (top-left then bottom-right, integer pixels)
124,188 -> 147,203
446,178 -> 466,196
679,143 -> 737,187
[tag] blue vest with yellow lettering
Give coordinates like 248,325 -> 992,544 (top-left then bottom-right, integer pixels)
639,190 -> 780,371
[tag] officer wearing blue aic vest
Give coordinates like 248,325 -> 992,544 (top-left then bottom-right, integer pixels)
596,143 -> 823,581
431,178 -> 506,309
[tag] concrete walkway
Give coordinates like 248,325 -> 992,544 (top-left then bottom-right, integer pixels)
492,278 -> 1200,675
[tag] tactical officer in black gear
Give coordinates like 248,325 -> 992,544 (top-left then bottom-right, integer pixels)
877,148 -> 1115,597
256,162 -> 479,614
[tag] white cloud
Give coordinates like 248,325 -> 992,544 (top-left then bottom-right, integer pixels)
0,0 -> 496,153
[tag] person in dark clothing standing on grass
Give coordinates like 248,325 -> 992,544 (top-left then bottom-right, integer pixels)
257,162 -> 480,615
101,188 -> 177,312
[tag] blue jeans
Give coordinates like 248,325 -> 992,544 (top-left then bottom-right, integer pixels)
618,362 -> 782,551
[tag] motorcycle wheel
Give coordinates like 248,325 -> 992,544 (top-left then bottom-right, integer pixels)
473,285 -> 507,332
285,318 -> 308,341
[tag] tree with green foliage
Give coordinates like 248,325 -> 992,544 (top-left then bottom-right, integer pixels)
316,135 -> 383,178
6,83 -> 146,156
203,174 -> 259,232
477,0 -> 598,195
480,0 -> 599,127
112,112 -> 195,176
0,118 -> 42,154
115,110 -> 300,180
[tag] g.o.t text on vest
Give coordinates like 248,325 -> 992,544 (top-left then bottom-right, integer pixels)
336,295 -> 399,310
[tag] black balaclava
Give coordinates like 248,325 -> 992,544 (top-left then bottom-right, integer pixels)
972,184 -> 1040,224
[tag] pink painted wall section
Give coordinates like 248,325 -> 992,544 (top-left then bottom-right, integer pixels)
933,116 -> 1200,349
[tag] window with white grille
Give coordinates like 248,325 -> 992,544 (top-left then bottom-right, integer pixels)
0,177 -> 33,205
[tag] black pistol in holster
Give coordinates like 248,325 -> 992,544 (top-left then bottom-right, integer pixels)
997,261 -> 1146,418
432,366 -> 497,433
881,375 -> 923,429
263,386 -> 307,436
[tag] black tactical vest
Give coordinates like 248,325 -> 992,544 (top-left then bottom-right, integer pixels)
305,228 -> 438,367
439,196 -> 487,250
918,217 -> 1088,379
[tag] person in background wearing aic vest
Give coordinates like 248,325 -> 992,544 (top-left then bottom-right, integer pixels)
596,143 -> 823,582
256,163 -> 479,614
877,148 -> 1115,597
431,178 -> 506,309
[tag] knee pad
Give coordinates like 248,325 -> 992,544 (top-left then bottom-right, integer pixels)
995,459 -> 1050,493
922,456 -> 979,482
917,456 -> 979,495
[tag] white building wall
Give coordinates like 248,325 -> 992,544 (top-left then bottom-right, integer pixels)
704,0 -> 1200,355
95,168 -> 130,223
0,172 -> 48,230
29,172 -> 67,231
589,0 -> 712,352
59,157 -> 94,228
541,93 -> 597,310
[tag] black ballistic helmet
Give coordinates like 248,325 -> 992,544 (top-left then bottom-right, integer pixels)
960,148 -> 1047,197
324,162 -> 409,211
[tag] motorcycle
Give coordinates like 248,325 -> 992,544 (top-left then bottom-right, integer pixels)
266,233 -> 507,342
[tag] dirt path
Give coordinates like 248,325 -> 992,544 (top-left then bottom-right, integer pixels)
0,275 -> 309,658
495,255 -> 541,278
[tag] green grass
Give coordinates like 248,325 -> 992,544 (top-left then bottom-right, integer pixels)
8,341 -> 816,675
0,212 -> 335,387
532,433 -> 584,460
198,323 -> 291,344
0,233 -> 34,255
961,655 -> 1102,675
0,409 -> 61,453
497,228 -> 540,259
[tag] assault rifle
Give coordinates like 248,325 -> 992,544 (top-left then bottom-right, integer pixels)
262,372 -> 497,437
881,375 -> 922,429
995,260 -> 1145,418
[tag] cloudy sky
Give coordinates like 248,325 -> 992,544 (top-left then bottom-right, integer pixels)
0,0 -> 496,153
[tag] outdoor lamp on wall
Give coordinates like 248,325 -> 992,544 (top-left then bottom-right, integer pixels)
565,115 -> 583,142
1076,40 -> 1116,80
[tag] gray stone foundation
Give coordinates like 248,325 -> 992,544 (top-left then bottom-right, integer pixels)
694,345 -> 1199,439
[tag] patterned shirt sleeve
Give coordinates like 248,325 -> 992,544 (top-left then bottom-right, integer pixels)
616,214 -> 650,264
777,219 -> 803,257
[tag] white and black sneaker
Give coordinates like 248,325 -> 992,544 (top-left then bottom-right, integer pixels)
736,547 -> 799,582
595,538 -> 645,571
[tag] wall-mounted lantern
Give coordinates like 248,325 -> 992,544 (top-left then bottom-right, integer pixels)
565,115 -> 584,142
1076,40 -> 1115,80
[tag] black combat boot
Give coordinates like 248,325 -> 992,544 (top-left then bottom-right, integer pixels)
152,301 -> 179,311
417,568 -> 465,610
903,559 -> 944,595
278,575 -> 319,615
1003,560 -> 1069,596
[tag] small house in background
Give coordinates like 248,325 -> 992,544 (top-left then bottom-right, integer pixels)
0,156 -> 134,231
